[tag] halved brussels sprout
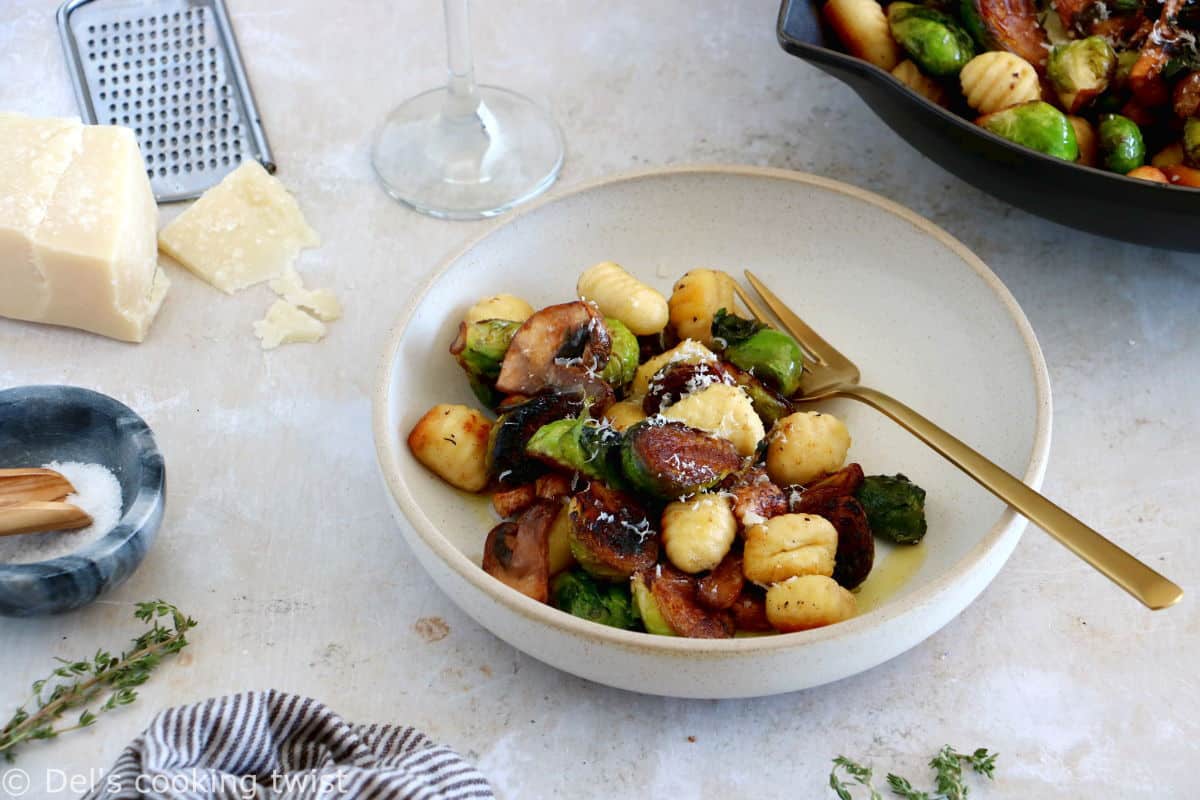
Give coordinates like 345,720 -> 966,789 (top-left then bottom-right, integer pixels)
724,329 -> 805,397
450,319 -> 521,379
600,318 -> 639,389
856,474 -> 928,545
710,308 -> 765,347
552,569 -> 640,630
490,393 -> 585,485
960,0 -> 1048,70
636,564 -> 734,638
724,363 -> 793,427
1048,36 -> 1116,112
450,320 -> 522,407
526,415 -> 624,485
1183,118 -> 1200,168
631,573 -> 675,635
620,420 -> 742,499
1097,113 -> 1145,174
978,101 -> 1079,161
568,481 -> 659,579
888,2 -> 976,78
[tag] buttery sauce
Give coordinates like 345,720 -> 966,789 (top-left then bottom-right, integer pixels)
853,542 -> 927,613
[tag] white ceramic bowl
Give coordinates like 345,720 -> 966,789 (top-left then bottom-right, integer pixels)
374,166 -> 1051,698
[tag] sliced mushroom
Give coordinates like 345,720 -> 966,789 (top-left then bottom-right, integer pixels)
642,360 -> 735,415
646,563 -> 734,639
490,393 -> 585,486
496,301 -> 614,406
787,463 -> 866,514
697,551 -> 746,611
482,500 -> 558,602
787,464 -> 874,589
492,484 -> 536,518
729,585 -> 774,632
725,466 -> 789,529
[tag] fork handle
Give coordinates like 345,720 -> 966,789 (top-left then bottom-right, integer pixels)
839,385 -> 1183,610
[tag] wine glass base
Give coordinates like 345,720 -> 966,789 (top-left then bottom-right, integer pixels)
372,84 -> 565,220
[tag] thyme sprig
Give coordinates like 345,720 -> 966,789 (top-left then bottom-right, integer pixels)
0,600 -> 196,762
831,746 -> 998,799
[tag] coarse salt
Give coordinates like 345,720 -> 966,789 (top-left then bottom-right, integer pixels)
0,461 -> 123,565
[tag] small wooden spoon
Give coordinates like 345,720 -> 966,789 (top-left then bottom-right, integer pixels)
0,501 -> 93,537
0,468 -> 76,504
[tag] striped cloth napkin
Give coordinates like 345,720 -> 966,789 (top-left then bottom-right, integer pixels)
84,690 -> 494,799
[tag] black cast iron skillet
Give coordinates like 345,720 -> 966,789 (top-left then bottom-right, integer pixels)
777,0 -> 1200,251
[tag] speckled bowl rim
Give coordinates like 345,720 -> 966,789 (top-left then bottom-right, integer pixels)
373,164 -> 1052,656
0,385 -> 165,579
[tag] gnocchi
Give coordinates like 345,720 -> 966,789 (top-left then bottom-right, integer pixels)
766,575 -> 858,632
1068,116 -> 1098,167
959,52 -> 1041,115
766,411 -> 851,486
577,261 -> 669,336
406,404 -> 493,492
603,399 -> 648,431
822,0 -> 901,71
660,382 -> 765,457
661,493 -> 738,574
743,513 -> 838,585
463,293 -> 535,324
891,59 -> 948,107
409,264 -> 933,639
668,269 -> 737,346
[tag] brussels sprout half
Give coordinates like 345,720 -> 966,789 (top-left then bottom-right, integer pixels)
1097,114 -> 1146,174
525,415 -> 624,486
567,481 -> 659,580
888,2 -> 976,78
1048,36 -> 1117,113
855,474 -> 928,545
633,564 -> 734,639
724,329 -> 805,397
552,569 -> 640,630
600,318 -> 639,389
1183,118 -> 1200,168
631,573 -> 675,635
978,101 -> 1079,161
620,420 -> 743,499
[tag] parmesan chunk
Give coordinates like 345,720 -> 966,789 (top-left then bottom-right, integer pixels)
0,113 -> 168,342
158,161 -> 319,293
253,299 -> 327,349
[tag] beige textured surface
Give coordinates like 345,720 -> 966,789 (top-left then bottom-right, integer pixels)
0,1 -> 1196,796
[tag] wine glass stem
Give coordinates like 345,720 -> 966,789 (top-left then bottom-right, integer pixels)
443,0 -> 479,118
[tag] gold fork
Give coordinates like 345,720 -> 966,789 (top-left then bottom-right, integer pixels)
739,270 -> 1183,611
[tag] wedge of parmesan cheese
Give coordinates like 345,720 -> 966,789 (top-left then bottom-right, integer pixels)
0,113 -> 168,342
253,299 -> 327,350
158,160 -> 319,293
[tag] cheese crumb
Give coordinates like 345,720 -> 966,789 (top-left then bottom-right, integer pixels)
158,161 -> 319,294
269,267 -> 342,321
253,299 -> 327,349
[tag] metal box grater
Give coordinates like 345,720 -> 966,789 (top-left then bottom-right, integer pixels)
57,0 -> 274,203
